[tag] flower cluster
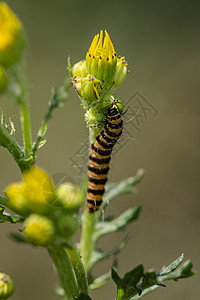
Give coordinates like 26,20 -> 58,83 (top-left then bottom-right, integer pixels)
0,2 -> 26,94
5,167 -> 84,246
71,30 -> 128,128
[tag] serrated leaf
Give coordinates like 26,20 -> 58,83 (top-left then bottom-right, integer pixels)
88,235 -> 130,271
95,205 -> 141,240
100,169 -> 144,212
158,253 -> 184,276
89,270 -> 111,290
0,205 -> 23,224
130,255 -> 195,299
112,264 -> 144,300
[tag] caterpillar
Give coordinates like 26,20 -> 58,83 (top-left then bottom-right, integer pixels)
87,107 -> 123,213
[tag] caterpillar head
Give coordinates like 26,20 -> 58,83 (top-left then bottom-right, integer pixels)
100,92 -> 124,115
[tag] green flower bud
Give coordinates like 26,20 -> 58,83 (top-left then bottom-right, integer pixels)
0,273 -> 14,299
112,57 -> 128,88
86,30 -> 117,85
100,92 -> 124,114
85,106 -> 104,127
57,214 -> 80,238
0,66 -> 7,93
0,2 -> 26,67
56,183 -> 84,211
72,75 -> 102,102
72,60 -> 87,78
24,214 -> 55,246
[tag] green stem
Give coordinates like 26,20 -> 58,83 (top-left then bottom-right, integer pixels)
66,240 -> 89,294
0,122 -> 33,172
48,247 -> 79,300
80,210 -> 97,273
20,100 -> 32,156
80,127 -> 98,273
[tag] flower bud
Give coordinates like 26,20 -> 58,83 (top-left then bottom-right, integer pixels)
85,107 -> 104,127
0,66 -> 7,93
72,76 -> 102,102
57,214 -> 80,238
24,214 -> 55,246
0,2 -> 26,67
56,183 -> 84,211
0,273 -> 14,299
112,57 -> 128,88
86,30 -> 117,85
5,182 -> 26,215
72,60 -> 87,78
100,92 -> 124,114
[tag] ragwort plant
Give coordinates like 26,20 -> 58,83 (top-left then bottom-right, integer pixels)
0,3 -> 195,300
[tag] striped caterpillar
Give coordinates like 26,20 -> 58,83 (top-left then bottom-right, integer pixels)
87,107 -> 123,213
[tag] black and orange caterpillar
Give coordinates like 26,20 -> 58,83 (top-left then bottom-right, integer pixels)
87,107 -> 123,212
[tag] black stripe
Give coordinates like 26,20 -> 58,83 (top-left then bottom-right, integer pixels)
105,125 -> 121,138
88,166 -> 109,174
89,177 -> 107,184
92,144 -> 112,156
96,135 -> 114,149
107,120 -> 123,129
87,199 -> 102,205
89,155 -> 111,164
101,130 -> 117,143
87,206 -> 101,213
88,188 -> 105,195
108,108 -> 118,116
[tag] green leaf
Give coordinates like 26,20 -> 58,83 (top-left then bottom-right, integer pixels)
112,264 -> 144,300
95,205 -> 141,240
158,253 -> 184,276
89,270 -> 111,290
129,254 -> 195,299
100,169 -> 144,213
88,234 -> 130,271
0,205 -> 23,224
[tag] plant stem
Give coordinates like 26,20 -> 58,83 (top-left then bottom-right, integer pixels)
80,127 -> 98,273
20,100 -> 32,156
80,210 -> 97,273
0,121 -> 34,172
66,240 -> 89,294
48,247 -> 79,300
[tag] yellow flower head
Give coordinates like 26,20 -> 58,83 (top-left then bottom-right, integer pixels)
24,214 -> 55,246
6,167 -> 55,215
22,167 -> 54,205
0,2 -> 25,67
86,30 -> 117,83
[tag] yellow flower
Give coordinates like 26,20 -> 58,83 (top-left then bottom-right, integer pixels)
22,167 -> 54,205
6,167 -> 55,215
86,30 -> 117,84
0,272 -> 14,300
24,214 -> 55,246
0,2 -> 25,67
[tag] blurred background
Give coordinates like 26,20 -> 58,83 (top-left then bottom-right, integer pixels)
0,0 -> 200,299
